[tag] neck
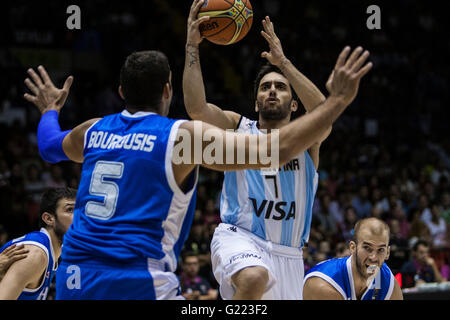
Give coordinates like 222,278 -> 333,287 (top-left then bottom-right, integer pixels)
45,228 -> 62,260
351,256 -> 369,299
257,115 -> 291,130
126,106 -> 159,115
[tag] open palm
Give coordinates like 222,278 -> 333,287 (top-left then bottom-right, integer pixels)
24,65 -> 73,115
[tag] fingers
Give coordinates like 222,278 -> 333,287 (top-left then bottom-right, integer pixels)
193,15 -> 210,28
24,78 -> 39,95
190,0 -> 205,19
23,93 -> 38,105
1,244 -> 17,254
344,46 -> 363,70
27,68 -> 44,88
262,16 -> 274,34
63,76 -> 74,92
351,50 -> 370,73
38,65 -> 54,86
1,244 -> 29,257
335,46 -> 351,69
354,62 -> 373,79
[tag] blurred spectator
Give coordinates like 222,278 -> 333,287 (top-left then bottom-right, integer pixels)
183,220 -> 211,273
335,242 -> 351,258
351,185 -> 372,219
340,206 -> 358,242
408,208 -> 431,245
315,194 -> 338,236
440,193 -> 450,224
202,199 -> 220,226
425,202 -> 447,248
418,194 -> 432,224
388,218 -> 409,273
400,239 -> 446,288
44,165 -> 67,189
178,251 -> 218,300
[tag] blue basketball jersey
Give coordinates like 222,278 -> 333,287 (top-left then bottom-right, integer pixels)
0,228 -> 57,300
221,116 -> 319,247
304,256 -> 395,300
61,110 -> 198,272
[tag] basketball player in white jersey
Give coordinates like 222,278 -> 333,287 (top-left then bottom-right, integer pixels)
185,0 -> 372,299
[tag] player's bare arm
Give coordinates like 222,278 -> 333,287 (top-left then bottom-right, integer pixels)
184,0 -> 241,130
24,65 -> 101,163
260,16 -> 330,168
303,277 -> 344,300
0,244 -> 29,282
175,46 -> 372,182
0,245 -> 47,300
260,16 -> 330,141
390,277 -> 404,300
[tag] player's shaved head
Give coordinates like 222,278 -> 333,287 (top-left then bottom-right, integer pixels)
352,217 -> 390,243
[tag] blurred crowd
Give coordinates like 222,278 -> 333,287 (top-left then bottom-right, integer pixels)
1,0 -> 449,296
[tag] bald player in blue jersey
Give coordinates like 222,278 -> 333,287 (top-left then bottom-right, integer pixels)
303,218 -> 403,300
24,5 -> 371,300
184,1 -> 372,299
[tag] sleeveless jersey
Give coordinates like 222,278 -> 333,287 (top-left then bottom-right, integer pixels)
304,256 -> 395,300
220,116 -> 319,247
0,228 -> 57,300
61,110 -> 198,272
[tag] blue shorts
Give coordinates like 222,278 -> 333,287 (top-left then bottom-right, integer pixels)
55,259 -> 183,300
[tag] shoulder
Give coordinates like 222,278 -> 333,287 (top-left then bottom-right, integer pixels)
303,276 -> 345,300
6,244 -> 47,276
22,245 -> 48,266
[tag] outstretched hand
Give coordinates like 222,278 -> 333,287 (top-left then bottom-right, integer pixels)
24,65 -> 73,115
187,0 -> 210,47
326,46 -> 373,106
260,16 -> 287,67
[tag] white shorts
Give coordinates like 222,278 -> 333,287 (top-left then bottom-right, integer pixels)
211,223 -> 304,300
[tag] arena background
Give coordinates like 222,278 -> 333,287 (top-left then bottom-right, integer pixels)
0,0 -> 449,300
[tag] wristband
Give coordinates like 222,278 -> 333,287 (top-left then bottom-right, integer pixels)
37,110 -> 71,163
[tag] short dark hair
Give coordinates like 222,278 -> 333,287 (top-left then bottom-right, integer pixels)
253,63 -> 299,103
120,50 -> 170,110
39,187 -> 77,228
412,239 -> 429,252
181,251 -> 198,262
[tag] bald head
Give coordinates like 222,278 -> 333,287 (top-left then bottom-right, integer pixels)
353,218 -> 390,244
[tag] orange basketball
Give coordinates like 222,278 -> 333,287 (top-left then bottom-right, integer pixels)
198,0 -> 253,45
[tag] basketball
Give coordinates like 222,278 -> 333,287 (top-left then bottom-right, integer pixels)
198,0 -> 253,45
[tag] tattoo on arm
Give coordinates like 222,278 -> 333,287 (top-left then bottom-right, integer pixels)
186,45 -> 199,67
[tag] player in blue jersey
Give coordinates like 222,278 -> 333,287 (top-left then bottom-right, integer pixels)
23,2 -> 371,300
184,1 -> 368,299
303,217 -> 403,300
0,188 -> 76,300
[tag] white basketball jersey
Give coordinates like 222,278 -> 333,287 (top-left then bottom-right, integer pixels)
220,116 -> 319,248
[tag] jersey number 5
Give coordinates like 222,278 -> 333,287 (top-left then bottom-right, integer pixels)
85,161 -> 124,220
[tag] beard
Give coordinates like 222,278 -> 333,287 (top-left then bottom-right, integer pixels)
354,248 -> 369,279
53,220 -> 68,245
257,100 -> 292,121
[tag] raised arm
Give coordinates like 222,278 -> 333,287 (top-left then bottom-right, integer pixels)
260,16 -> 332,168
173,45 -> 372,184
183,0 -> 241,130
24,65 -> 100,163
